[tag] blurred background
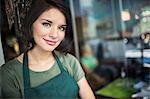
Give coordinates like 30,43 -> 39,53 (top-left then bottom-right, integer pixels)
1,0 -> 150,98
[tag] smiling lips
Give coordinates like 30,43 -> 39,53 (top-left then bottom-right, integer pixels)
43,38 -> 57,46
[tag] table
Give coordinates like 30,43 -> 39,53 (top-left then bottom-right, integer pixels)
96,78 -> 137,99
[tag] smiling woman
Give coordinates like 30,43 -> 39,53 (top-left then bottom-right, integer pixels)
1,0 -> 95,99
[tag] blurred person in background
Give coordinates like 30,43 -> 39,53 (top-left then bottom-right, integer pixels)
80,44 -> 118,90
80,44 -> 103,90
80,44 -> 98,74
1,0 -> 95,99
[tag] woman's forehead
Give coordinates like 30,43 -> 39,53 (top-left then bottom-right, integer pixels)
38,8 -> 66,24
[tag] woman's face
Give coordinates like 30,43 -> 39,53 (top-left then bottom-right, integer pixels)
32,8 -> 67,51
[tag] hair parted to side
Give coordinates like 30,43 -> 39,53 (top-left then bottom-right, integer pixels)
21,0 -> 73,53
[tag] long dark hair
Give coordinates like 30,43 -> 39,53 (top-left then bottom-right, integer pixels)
22,0 -> 73,53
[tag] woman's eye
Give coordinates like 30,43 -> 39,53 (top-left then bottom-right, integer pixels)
42,23 -> 51,27
59,26 -> 66,32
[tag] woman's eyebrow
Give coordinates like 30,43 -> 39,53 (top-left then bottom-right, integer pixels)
61,25 -> 67,27
41,19 -> 52,23
41,19 -> 67,26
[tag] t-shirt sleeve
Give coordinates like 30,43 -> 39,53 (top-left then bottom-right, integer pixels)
65,53 -> 85,82
1,64 -> 22,98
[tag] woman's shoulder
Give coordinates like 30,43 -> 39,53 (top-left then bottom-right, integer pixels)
54,51 -> 82,71
54,51 -> 78,62
54,51 -> 85,81
1,57 -> 22,71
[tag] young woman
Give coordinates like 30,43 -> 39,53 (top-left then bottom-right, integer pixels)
1,0 -> 95,99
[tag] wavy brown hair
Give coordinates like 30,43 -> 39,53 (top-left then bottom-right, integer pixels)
22,0 -> 73,53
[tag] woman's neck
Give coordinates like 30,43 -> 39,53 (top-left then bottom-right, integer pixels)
26,46 -> 55,72
28,46 -> 54,63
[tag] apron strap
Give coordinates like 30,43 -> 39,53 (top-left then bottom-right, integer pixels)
54,53 -> 65,72
23,49 -> 31,89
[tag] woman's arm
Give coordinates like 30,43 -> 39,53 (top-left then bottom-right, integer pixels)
78,76 -> 96,99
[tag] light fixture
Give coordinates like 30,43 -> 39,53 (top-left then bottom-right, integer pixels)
121,10 -> 131,21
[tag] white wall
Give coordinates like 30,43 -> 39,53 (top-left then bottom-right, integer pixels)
0,34 -> 5,66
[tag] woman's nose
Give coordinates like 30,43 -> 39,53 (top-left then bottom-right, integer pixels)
49,27 -> 58,38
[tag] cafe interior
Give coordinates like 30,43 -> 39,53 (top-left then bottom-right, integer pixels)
1,0 -> 150,98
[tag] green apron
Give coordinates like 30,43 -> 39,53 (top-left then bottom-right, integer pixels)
23,51 -> 79,99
